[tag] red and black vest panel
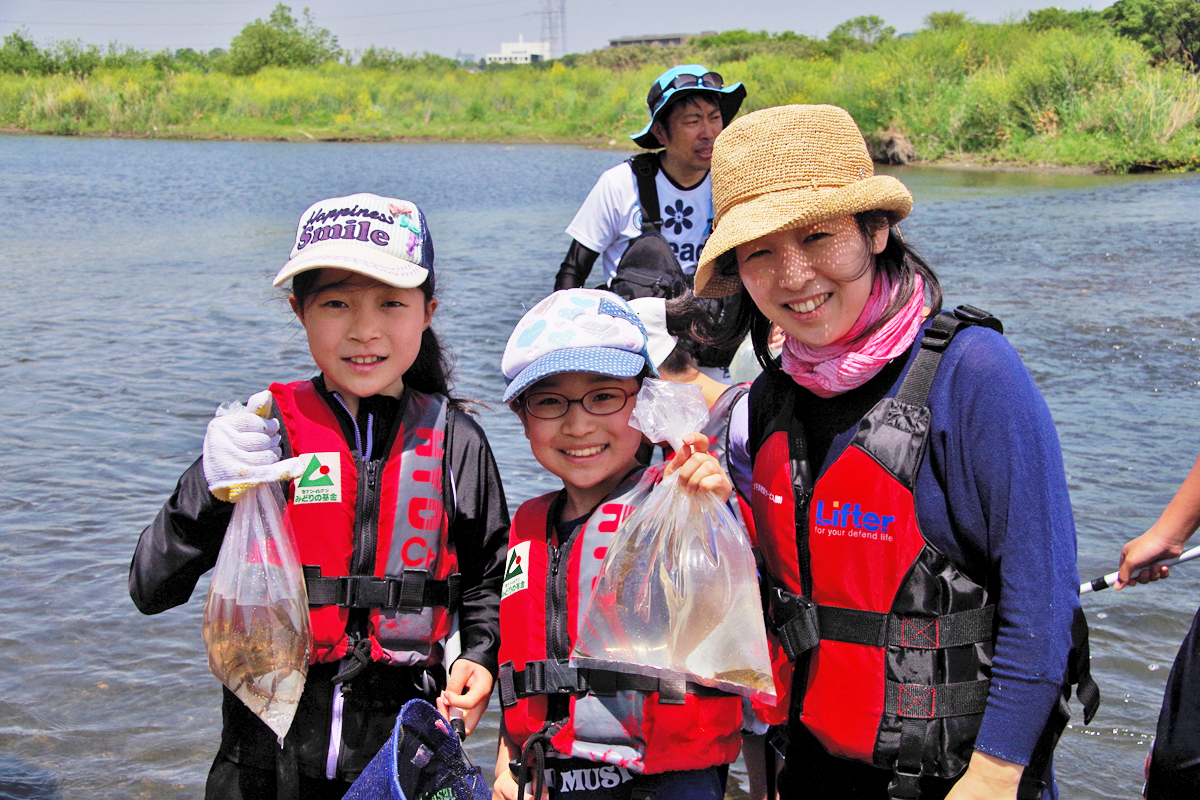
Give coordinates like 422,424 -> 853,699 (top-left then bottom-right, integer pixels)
749,314 -> 998,788
270,381 -> 456,667
497,469 -> 743,775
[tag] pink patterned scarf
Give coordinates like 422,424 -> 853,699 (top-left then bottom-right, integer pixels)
780,274 -> 926,398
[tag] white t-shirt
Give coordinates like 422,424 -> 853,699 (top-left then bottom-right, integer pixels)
566,160 -> 714,286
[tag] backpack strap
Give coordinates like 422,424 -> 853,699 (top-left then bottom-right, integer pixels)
629,152 -> 662,234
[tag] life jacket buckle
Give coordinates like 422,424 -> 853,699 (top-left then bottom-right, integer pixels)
341,576 -> 390,608
953,304 -> 1004,334
768,587 -> 820,660
527,659 -> 587,695
887,764 -> 924,800
919,325 -> 953,352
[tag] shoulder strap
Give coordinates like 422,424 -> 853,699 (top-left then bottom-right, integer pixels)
628,152 -> 662,234
894,304 -> 1003,408
747,368 -> 791,464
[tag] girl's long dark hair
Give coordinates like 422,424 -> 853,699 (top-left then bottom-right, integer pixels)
290,269 -> 469,411
712,210 -> 943,374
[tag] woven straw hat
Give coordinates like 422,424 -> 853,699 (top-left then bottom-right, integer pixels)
694,104 -> 913,298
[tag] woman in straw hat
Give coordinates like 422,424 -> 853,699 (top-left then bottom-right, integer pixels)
694,105 -> 1093,800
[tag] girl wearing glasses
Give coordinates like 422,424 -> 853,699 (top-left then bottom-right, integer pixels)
491,289 -> 743,800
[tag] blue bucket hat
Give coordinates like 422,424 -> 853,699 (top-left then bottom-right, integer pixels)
630,64 -> 747,149
342,699 -> 487,800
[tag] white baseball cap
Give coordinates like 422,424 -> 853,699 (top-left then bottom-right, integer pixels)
273,193 -> 435,290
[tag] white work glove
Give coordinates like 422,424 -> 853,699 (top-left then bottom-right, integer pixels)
202,389 -> 306,502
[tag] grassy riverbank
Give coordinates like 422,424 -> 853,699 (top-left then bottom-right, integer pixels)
3,21 -> 1199,172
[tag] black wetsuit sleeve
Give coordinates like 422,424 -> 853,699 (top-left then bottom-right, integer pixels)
445,408 -> 510,677
129,456 -> 234,615
554,240 -> 600,291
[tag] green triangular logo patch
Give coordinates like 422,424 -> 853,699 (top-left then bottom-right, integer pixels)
299,455 -> 335,488
504,550 -> 524,582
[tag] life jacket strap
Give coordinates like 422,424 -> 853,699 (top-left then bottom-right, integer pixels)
885,677 -> 991,719
888,717 -> 928,800
766,586 -> 995,658
516,721 -> 561,800
302,566 -> 461,612
497,660 -> 732,708
896,305 -> 1003,408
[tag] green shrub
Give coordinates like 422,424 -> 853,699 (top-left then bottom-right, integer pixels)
226,4 -> 341,76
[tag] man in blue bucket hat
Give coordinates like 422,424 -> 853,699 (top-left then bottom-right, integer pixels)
554,65 -> 747,380
554,65 -> 746,296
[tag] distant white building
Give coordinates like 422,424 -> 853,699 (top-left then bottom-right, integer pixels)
608,32 -> 717,48
484,34 -> 552,64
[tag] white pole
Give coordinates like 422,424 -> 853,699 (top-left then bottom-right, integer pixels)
1080,544 -> 1200,595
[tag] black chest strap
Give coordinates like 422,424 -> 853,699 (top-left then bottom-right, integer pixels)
302,566 -> 461,612
629,152 -> 662,234
496,660 -> 732,708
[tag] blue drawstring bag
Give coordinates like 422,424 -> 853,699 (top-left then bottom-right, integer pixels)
343,699 -> 488,800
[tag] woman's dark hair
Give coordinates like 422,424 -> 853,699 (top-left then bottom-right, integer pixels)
654,293 -> 714,376
713,210 -> 943,374
290,268 -> 469,410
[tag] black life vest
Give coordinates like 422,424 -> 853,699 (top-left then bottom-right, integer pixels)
607,154 -> 745,370
748,307 -> 1100,800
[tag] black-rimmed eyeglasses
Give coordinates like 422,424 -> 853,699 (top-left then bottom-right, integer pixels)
646,71 -> 725,112
521,387 -> 632,420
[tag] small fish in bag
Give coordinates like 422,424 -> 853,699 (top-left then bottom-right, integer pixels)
201,398 -> 312,744
571,379 -> 775,699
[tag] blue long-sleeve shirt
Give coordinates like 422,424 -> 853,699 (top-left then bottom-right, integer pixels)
729,321 -> 1078,769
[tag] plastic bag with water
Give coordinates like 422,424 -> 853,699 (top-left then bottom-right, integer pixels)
201,401 -> 312,745
570,379 -> 775,699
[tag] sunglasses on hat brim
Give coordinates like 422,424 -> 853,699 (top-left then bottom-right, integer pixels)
646,71 -> 725,113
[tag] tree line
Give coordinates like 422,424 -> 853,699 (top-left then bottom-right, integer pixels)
2,2 -> 1199,77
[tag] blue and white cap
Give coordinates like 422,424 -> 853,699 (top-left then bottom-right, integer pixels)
273,193 -> 435,290
501,289 -> 656,402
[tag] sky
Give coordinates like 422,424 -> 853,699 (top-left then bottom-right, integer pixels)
1,0 -> 1110,61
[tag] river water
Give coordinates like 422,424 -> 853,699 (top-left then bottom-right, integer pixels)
0,135 -> 1197,799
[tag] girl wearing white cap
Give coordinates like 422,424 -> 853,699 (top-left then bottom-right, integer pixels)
130,194 -> 508,799
693,106 -> 1096,800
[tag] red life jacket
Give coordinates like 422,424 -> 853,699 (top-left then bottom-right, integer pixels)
749,312 -> 1002,794
270,381 -> 457,666
497,467 -> 743,775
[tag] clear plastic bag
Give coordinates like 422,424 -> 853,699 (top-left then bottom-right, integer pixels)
571,380 -> 775,699
201,401 -> 312,745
